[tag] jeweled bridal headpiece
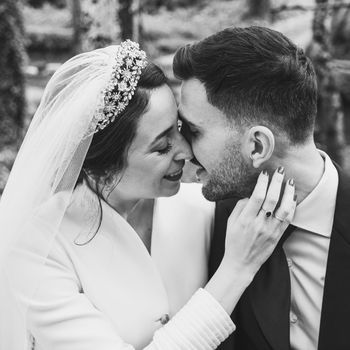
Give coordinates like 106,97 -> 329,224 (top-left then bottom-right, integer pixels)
90,40 -> 147,135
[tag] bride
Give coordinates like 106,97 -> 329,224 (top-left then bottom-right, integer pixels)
0,40 -> 296,350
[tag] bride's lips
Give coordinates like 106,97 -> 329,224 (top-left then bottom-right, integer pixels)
164,168 -> 183,182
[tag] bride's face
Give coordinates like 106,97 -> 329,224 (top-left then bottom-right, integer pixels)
114,85 -> 193,199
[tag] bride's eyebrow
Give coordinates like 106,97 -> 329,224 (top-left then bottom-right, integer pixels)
149,126 -> 173,147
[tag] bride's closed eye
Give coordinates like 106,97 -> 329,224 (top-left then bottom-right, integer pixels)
156,139 -> 173,155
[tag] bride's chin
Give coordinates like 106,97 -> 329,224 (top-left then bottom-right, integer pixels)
159,179 -> 181,197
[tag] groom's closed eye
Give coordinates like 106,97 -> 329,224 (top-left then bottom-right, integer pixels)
179,120 -> 199,143
178,114 -> 200,142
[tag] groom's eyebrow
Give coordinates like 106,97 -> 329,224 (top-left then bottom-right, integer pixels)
178,111 -> 198,129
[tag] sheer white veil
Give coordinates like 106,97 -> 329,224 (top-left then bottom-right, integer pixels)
0,45 -> 128,349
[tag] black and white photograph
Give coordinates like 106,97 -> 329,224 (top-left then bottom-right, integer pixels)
0,0 -> 350,349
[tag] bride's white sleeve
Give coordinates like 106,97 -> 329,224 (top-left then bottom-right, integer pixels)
19,240 -> 235,350
11,215 -> 235,350
145,288 -> 235,350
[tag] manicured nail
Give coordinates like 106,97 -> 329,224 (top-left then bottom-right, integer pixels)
288,178 -> 295,186
277,166 -> 285,174
293,194 -> 298,201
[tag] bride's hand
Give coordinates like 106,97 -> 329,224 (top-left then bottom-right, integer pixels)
205,168 -> 296,314
223,168 -> 296,277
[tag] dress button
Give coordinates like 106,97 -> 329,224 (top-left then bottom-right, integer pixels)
290,312 -> 298,324
158,314 -> 170,325
287,258 -> 293,268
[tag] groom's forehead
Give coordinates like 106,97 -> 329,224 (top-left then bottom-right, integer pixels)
180,78 -> 207,105
179,81 -> 228,128
179,80 -> 211,125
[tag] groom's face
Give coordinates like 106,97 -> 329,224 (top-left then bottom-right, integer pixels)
179,79 -> 259,201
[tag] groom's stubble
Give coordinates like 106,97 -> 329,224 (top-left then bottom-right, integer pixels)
202,139 -> 260,201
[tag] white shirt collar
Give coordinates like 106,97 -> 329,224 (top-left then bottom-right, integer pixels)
291,150 -> 339,237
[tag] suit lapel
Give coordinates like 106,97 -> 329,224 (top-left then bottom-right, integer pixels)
318,167 -> 350,350
248,229 -> 293,350
211,199 -> 292,350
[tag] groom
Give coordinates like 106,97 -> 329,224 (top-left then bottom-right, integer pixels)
173,26 -> 350,350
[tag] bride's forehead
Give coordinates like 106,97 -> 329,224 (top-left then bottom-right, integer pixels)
138,87 -> 177,125
127,105 -> 176,152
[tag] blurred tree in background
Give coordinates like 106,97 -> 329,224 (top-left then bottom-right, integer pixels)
0,0 -> 26,193
80,0 -> 119,50
118,0 -> 143,42
246,0 -> 271,20
119,0 -> 133,40
143,0 -> 204,12
331,0 -> 350,144
331,0 -> 350,59
71,0 -> 83,54
309,0 -> 346,164
2,0 -> 350,189
26,0 -> 67,8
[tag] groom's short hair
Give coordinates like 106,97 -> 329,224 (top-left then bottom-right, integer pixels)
173,26 -> 317,144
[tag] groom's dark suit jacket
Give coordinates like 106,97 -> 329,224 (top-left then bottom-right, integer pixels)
209,166 -> 350,350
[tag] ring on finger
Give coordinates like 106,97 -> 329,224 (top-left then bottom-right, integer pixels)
273,213 -> 285,222
260,208 -> 272,218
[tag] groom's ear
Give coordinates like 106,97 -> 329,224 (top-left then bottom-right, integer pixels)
243,126 -> 275,168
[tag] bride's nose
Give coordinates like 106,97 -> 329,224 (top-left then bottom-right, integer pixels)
174,132 -> 193,161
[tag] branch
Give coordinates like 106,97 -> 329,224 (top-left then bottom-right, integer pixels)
271,2 -> 350,15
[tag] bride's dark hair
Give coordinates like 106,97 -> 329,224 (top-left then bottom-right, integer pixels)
75,61 -> 167,242
78,62 -> 167,184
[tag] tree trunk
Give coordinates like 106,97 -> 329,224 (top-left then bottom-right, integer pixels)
330,0 -> 350,144
247,0 -> 270,20
331,0 -> 350,59
310,0 -> 346,164
118,0 -> 133,40
71,0 -> 83,54
132,0 -> 143,44
0,0 -> 26,193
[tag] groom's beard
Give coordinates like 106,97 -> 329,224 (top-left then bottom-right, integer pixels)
202,142 -> 260,201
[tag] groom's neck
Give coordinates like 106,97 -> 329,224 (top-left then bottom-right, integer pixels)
273,141 -> 325,204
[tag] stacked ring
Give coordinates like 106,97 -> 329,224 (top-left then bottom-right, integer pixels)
273,213 -> 285,222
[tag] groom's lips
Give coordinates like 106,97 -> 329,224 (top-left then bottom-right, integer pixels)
196,167 -> 207,180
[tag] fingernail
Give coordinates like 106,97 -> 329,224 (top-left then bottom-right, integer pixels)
288,178 -> 295,186
262,170 -> 268,176
293,194 -> 297,201
277,166 -> 285,174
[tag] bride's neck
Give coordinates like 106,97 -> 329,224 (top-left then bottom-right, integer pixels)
85,177 -> 143,218
105,188 -> 155,253
104,189 -> 142,219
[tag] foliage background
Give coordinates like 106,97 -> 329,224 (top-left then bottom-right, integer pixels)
1,0 -> 350,191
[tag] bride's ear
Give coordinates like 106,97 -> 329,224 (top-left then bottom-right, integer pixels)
242,126 -> 275,168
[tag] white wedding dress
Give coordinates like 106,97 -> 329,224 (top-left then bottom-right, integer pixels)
4,182 -> 235,350
0,44 -> 235,350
